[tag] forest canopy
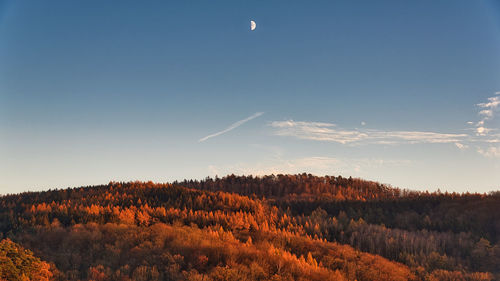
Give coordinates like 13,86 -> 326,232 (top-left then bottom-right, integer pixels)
0,174 -> 498,280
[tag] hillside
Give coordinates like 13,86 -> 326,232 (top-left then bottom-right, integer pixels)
0,174 -> 498,280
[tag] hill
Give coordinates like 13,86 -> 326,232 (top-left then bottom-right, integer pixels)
0,174 -> 498,280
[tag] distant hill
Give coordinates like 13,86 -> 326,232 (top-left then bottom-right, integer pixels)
0,174 -> 498,280
176,174 -> 403,200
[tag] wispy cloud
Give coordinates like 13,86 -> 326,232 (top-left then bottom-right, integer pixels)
475,92 -> 499,136
199,112 -> 264,142
208,156 -> 410,177
477,146 -> 500,158
478,92 -> 500,119
269,120 -> 466,145
267,92 -> 500,158
476,126 -> 492,136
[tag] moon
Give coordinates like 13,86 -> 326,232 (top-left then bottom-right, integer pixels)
250,20 -> 256,31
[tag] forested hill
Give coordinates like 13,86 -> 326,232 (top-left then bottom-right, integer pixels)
178,174 -> 500,242
176,174 -> 399,200
0,174 -> 499,280
176,173 -> 495,200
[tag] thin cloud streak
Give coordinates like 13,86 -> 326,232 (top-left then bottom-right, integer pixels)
199,112 -> 264,142
269,120 -> 467,145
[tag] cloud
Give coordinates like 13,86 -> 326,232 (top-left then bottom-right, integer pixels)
476,126 -> 492,136
264,91 -> 499,159
454,143 -> 468,150
477,93 -> 500,119
269,120 -> 466,145
484,137 -> 500,143
207,156 -> 411,177
474,92 -> 500,136
479,109 -> 494,118
199,112 -> 264,142
477,146 -> 500,158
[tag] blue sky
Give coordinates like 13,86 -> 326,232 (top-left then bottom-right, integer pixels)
1,0 -> 499,193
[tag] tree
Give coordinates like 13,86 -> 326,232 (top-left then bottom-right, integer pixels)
0,239 -> 53,281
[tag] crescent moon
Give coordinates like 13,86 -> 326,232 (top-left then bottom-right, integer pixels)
250,20 -> 256,31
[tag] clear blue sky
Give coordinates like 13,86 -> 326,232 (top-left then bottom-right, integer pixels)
1,0 -> 499,193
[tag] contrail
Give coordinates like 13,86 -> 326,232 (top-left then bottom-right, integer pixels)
199,112 -> 264,142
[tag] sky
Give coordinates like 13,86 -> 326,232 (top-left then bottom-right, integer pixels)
1,0 -> 500,194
